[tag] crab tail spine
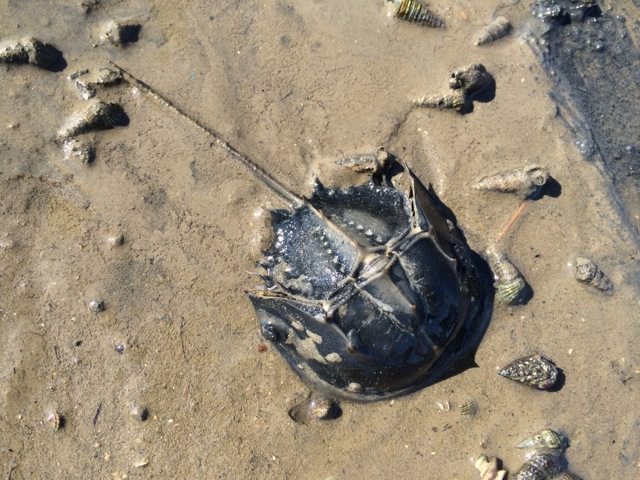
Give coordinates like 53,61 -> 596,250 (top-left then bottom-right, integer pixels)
108,60 -> 304,210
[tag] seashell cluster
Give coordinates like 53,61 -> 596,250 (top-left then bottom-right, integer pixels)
475,454 -> 507,480
498,354 -> 559,390
474,17 -> 513,46
514,429 -> 580,480
486,247 -> 528,305
474,165 -> 549,199
0,37 -> 64,71
57,100 -> 129,141
387,0 -> 445,28
574,257 -> 613,294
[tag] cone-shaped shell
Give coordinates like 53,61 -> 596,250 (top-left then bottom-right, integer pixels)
389,0 -> 445,28
517,429 -> 567,450
474,165 -> 549,199
574,257 -> 613,294
486,247 -> 528,305
498,354 -> 558,390
475,17 -> 512,46
513,453 -> 564,480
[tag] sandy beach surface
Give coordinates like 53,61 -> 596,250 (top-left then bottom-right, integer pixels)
1,1 -> 639,478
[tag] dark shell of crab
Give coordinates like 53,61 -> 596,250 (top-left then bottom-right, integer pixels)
249,161 -> 486,402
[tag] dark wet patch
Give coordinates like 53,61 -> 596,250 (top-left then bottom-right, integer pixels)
529,0 -> 640,234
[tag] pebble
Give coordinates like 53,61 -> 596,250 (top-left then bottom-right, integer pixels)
107,233 -> 125,248
99,20 -> 142,46
288,396 -> 341,424
133,457 -> 149,468
88,299 -> 105,312
129,403 -> 149,422
62,138 -> 95,165
0,37 -> 65,71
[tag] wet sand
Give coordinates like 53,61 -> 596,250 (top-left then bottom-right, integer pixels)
1,1 -> 639,478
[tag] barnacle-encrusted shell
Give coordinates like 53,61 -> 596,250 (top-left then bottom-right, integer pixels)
414,64 -> 495,113
574,257 -> 613,294
388,0 -> 445,28
498,354 -> 559,390
475,17 -> 513,46
335,149 -> 389,174
474,165 -> 549,199
57,100 -> 128,140
514,429 -> 576,479
552,473 -> 582,480
513,453 -> 564,480
486,247 -> 528,305
517,429 -> 567,450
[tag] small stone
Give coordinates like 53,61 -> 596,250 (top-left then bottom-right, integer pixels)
288,396 -> 341,424
0,238 -> 15,250
88,299 -> 105,312
57,100 -> 129,141
62,138 -> 95,165
114,343 -> 125,354
71,67 -> 122,99
99,20 -> 142,46
129,403 -> 149,422
133,457 -> 149,468
107,233 -> 124,248
0,37 -> 66,71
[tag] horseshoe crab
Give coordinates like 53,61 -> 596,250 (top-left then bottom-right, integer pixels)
111,62 -> 490,403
